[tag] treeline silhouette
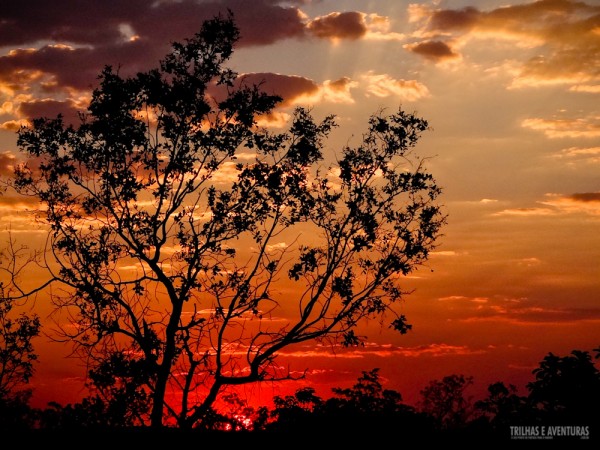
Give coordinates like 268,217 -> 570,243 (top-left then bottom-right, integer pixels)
1,346 -> 598,441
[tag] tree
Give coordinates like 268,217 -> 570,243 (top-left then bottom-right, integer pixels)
327,368 -> 405,414
320,368 -> 423,431
9,12 -> 445,429
474,382 -> 527,431
0,245 -> 41,430
526,348 -> 600,424
418,374 -> 474,430
268,386 -> 324,431
268,369 -> 430,434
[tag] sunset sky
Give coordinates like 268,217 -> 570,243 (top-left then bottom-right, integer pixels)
1,0 -> 599,409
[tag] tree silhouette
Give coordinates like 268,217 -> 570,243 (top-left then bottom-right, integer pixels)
268,368 -> 433,434
269,386 -> 324,431
474,382 -> 528,431
527,349 -> 600,424
8,12 -> 444,429
418,374 -> 474,430
0,244 -> 41,430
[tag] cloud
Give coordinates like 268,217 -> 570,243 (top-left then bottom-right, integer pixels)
404,40 -> 460,61
256,111 -> 292,128
0,195 -> 40,209
409,0 -> 600,89
438,295 -> 489,304
570,84 -> 600,93
0,151 -> 17,176
207,72 -> 357,114
205,161 -> 240,184
392,343 -> 486,358
265,242 -> 288,253
552,146 -> 600,163
0,42 -> 164,102
438,294 -> 600,324
0,0 -> 307,48
494,192 -> 600,217
522,114 -> 600,138
428,6 -> 480,32
430,250 -> 459,257
307,11 -> 367,40
493,207 -> 557,217
540,192 -> 600,215
362,71 -> 430,101
305,11 -> 404,42
279,342 -> 485,358
566,192 -> 600,202
362,14 -> 406,41
320,77 -> 358,104
0,119 -> 28,131
231,72 -> 319,107
0,1 -> 382,126
465,304 -> 600,324
17,98 -> 82,124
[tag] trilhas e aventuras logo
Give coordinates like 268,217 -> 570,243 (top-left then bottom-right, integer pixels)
510,425 -> 590,440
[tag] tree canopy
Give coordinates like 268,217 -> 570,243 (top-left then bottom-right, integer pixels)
9,12 -> 445,428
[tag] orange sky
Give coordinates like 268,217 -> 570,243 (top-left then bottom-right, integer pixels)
1,0 -> 599,410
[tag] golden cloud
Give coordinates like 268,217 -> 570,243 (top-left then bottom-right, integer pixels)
492,207 -> 556,217
290,77 -> 358,105
570,84 -> 600,93
540,192 -> 600,215
522,114 -> 600,138
0,151 -> 17,176
0,119 -> 29,131
410,0 -> 600,89
362,71 -> 430,101
255,111 -> 291,129
552,146 -> 600,163
321,77 -> 358,104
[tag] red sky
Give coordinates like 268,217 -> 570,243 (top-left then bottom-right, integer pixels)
1,0 -> 599,410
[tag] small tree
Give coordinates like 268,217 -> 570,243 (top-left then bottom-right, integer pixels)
10,13 -> 445,428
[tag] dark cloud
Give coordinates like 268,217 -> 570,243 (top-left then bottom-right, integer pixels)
446,296 -> 600,324
429,6 -> 480,31
568,192 -> 600,202
0,0 -> 311,50
0,0 -> 372,117
207,72 -> 318,111
236,72 -> 318,105
406,40 -> 459,61
307,12 -> 367,39
0,0 -> 149,46
18,99 -> 81,125
328,77 -> 352,90
0,41 -> 163,92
